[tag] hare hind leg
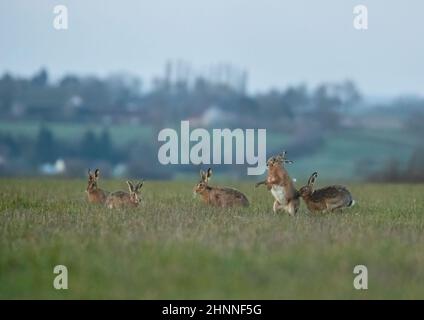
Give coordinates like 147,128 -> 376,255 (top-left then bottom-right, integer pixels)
273,200 -> 284,213
327,199 -> 347,213
274,200 -> 297,216
285,200 -> 298,216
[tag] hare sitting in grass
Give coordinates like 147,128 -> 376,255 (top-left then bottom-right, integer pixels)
106,180 -> 143,209
86,169 -> 108,204
255,151 -> 300,216
299,172 -> 355,213
193,168 -> 249,208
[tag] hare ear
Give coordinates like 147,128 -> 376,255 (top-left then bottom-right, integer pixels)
126,180 -> 134,192
266,156 -> 275,166
136,181 -> 143,191
94,169 -> 100,178
88,169 -> 92,176
281,151 -> 287,158
206,168 -> 212,179
308,172 -> 318,186
200,170 -> 204,179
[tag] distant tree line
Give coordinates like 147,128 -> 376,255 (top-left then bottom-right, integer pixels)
0,68 -> 362,130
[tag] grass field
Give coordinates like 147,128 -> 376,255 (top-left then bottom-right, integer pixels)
1,179 -> 424,299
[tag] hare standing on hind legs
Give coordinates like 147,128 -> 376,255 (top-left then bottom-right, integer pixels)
86,169 -> 108,204
299,172 -> 355,213
106,180 -> 143,209
255,151 -> 300,216
193,168 -> 249,208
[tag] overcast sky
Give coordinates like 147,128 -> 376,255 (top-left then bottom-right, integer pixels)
0,0 -> 422,96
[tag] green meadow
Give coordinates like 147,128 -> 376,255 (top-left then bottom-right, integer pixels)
1,120 -> 419,180
1,179 -> 424,299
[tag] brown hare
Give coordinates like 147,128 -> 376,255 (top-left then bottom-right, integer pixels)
193,168 -> 249,208
255,151 -> 300,216
299,172 -> 355,213
86,169 -> 108,204
105,180 -> 143,209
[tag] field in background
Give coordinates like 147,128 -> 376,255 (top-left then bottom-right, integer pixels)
290,128 -> 419,181
0,121 -> 154,146
1,179 -> 424,299
0,120 -> 420,180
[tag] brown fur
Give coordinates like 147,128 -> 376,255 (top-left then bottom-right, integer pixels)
86,169 -> 108,204
255,152 -> 300,215
106,180 -> 143,209
193,168 -> 249,208
299,172 -> 355,213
